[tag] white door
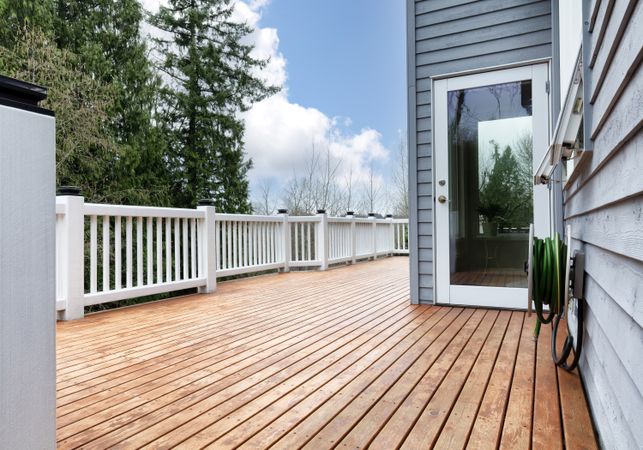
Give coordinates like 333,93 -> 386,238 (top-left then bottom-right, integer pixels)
434,64 -> 550,308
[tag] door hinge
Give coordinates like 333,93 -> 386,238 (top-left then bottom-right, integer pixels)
546,80 -> 550,94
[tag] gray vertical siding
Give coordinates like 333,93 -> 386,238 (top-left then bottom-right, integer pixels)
0,104 -> 56,449
407,0 -> 553,303
565,1 -> 643,449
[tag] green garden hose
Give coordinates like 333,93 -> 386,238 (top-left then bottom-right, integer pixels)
531,233 -> 567,337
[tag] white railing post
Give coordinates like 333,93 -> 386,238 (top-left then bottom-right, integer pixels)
278,209 -> 290,272
317,209 -> 328,270
369,212 -> 377,260
197,199 -> 217,294
57,188 -> 85,320
386,214 -> 394,255
347,211 -> 356,264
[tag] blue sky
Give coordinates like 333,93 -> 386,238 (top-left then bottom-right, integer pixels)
260,0 -> 407,151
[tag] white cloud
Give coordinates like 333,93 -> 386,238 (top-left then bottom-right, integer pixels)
234,1 -> 392,200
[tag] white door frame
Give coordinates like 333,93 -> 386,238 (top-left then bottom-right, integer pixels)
433,63 -> 550,309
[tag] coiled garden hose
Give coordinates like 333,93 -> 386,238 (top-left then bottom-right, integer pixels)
531,233 -> 566,337
531,232 -> 583,372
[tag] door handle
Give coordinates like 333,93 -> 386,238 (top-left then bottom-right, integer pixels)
438,195 -> 447,204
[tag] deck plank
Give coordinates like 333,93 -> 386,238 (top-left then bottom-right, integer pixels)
54,258 -> 599,450
532,322 -> 563,450
499,313 -> 537,449
555,319 -> 599,450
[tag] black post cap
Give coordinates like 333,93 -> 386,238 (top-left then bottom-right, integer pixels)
346,211 -> 354,216
277,208 -> 288,214
57,186 -> 81,196
197,198 -> 216,206
317,209 -> 326,214
386,214 -> 393,218
368,212 -> 376,217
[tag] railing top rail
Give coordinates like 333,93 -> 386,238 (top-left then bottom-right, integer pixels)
327,217 -> 354,223
82,203 -> 205,219
216,213 -> 283,222
287,215 -> 322,223
391,218 -> 409,223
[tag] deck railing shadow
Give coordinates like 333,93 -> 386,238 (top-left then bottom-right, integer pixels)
55,194 -> 409,320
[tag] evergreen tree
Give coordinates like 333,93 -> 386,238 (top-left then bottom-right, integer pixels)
479,140 -> 533,229
0,28 -> 121,202
55,0 -> 171,205
150,0 -> 279,211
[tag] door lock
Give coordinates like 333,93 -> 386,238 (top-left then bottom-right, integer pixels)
438,195 -> 447,204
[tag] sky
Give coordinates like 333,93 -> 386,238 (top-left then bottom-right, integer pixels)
142,0 -> 407,208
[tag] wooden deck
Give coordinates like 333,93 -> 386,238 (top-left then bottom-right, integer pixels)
56,257 -> 597,449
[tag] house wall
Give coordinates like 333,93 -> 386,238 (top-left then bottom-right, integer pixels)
563,1 -> 643,449
0,102 -> 56,448
407,0 -> 553,303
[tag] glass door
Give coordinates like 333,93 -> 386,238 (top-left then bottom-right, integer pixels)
434,64 -> 550,308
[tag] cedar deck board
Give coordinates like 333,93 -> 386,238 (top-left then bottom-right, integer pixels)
55,257 -> 598,449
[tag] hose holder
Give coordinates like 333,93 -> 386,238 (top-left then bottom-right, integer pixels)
552,249 -> 585,372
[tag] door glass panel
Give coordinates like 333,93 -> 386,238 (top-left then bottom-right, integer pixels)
448,80 -> 533,288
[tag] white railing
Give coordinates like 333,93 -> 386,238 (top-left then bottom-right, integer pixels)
55,195 -> 409,320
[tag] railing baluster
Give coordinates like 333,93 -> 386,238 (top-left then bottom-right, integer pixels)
294,222 -> 299,261
165,217 -> 171,282
147,217 -> 153,285
182,218 -> 188,280
103,215 -> 110,291
307,222 -> 312,261
252,222 -> 259,266
137,217 -> 143,286
226,221 -> 232,269
115,216 -> 121,290
90,215 -> 97,293
156,218 -> 162,283
270,222 -> 278,263
173,217 -> 179,281
244,222 -> 249,267
263,223 -> 268,265
191,218 -> 196,278
214,221 -> 220,271
126,216 -> 133,288
233,221 -> 239,268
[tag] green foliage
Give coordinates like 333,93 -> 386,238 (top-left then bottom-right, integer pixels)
0,0 -> 55,46
0,28 -> 123,202
478,136 -> 533,230
55,0 -> 172,206
0,0 -> 279,211
150,0 -> 280,211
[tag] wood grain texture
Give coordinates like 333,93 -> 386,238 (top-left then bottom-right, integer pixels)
55,257 -> 598,449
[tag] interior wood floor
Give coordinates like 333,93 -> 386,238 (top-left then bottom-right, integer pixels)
56,257 -> 597,449
451,269 -> 527,288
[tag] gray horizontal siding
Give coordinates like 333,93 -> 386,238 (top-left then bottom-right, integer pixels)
564,2 -> 643,448
408,0 -> 552,304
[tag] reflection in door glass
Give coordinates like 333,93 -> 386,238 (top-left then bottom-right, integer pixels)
448,81 -> 533,288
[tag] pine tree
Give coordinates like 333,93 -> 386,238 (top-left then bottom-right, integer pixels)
55,0 -> 171,206
150,0 -> 279,211
0,28 -> 121,202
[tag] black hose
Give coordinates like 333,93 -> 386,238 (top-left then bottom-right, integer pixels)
552,297 -> 584,372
